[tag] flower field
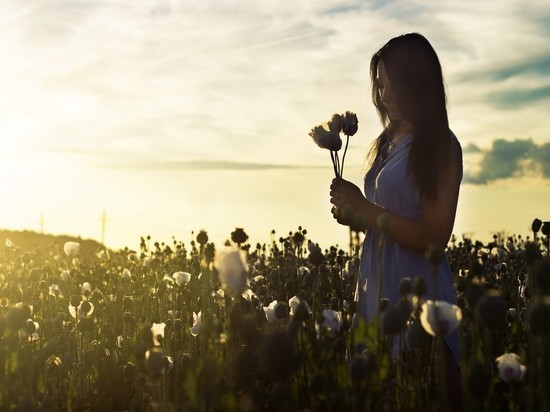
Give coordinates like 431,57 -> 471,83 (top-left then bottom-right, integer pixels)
0,223 -> 549,411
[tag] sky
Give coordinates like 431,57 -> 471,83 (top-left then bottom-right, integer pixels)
0,0 -> 549,251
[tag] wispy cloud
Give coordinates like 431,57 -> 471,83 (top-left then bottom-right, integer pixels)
464,138 -> 550,184
99,159 -> 327,171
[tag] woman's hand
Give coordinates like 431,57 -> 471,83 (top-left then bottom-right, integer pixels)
329,178 -> 370,231
329,178 -> 366,210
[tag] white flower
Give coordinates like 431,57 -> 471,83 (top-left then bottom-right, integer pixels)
491,247 -> 507,261
341,259 -> 356,279
48,284 -> 63,299
420,300 -> 462,336
63,241 -> 80,257
263,300 -> 280,323
5,239 -> 15,248
309,125 -> 342,151
165,355 -> 174,371
81,282 -> 92,294
496,353 -> 526,382
151,323 -> 166,346
68,301 -> 95,319
190,311 -> 202,336
241,288 -> 256,301
96,250 -> 108,260
215,249 -> 248,297
163,274 -> 174,284
253,275 -> 265,283
18,320 -> 40,341
173,271 -> 191,286
143,257 -> 152,267
288,295 -> 311,317
60,270 -> 70,282
320,309 -> 343,334
297,266 -> 310,276
117,335 -> 125,348
121,268 -> 132,280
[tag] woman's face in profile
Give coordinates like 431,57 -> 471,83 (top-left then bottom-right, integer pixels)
376,61 -> 403,122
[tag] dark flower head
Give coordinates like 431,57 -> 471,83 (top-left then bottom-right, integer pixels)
327,113 -> 344,133
342,111 -> 359,136
542,222 -> 550,236
532,218 -> 543,233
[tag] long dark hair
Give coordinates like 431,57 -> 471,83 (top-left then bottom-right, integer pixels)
368,33 -> 450,201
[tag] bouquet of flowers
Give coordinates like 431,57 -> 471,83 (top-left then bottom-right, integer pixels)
308,111 -> 358,178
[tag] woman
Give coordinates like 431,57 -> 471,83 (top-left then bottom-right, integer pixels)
329,32 -> 462,401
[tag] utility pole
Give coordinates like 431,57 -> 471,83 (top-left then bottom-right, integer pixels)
101,210 -> 107,245
40,213 -> 44,234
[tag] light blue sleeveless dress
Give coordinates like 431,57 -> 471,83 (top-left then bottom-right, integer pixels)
356,132 -> 461,366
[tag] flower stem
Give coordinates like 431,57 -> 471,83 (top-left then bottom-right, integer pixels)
340,135 -> 350,178
330,151 -> 339,178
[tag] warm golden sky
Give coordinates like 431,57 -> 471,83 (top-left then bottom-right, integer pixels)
0,0 -> 549,249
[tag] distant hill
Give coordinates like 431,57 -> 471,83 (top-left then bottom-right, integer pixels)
0,229 -> 106,258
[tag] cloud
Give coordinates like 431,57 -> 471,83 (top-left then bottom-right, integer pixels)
463,142 -> 482,153
486,85 -> 550,109
464,138 -> 550,184
99,159 -> 326,171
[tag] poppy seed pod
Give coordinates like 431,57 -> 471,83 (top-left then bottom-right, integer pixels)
231,228 -> 248,245
424,244 -> 445,266
196,230 -> 208,245
274,303 -> 288,320
413,277 -> 427,297
542,222 -> 550,237
532,258 -> 550,295
399,277 -> 413,296
382,305 -> 406,334
308,249 -> 324,266
378,298 -> 390,313
525,242 -> 542,267
69,295 -> 81,308
474,290 -> 507,330
532,218 -> 543,233
527,297 -> 550,336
